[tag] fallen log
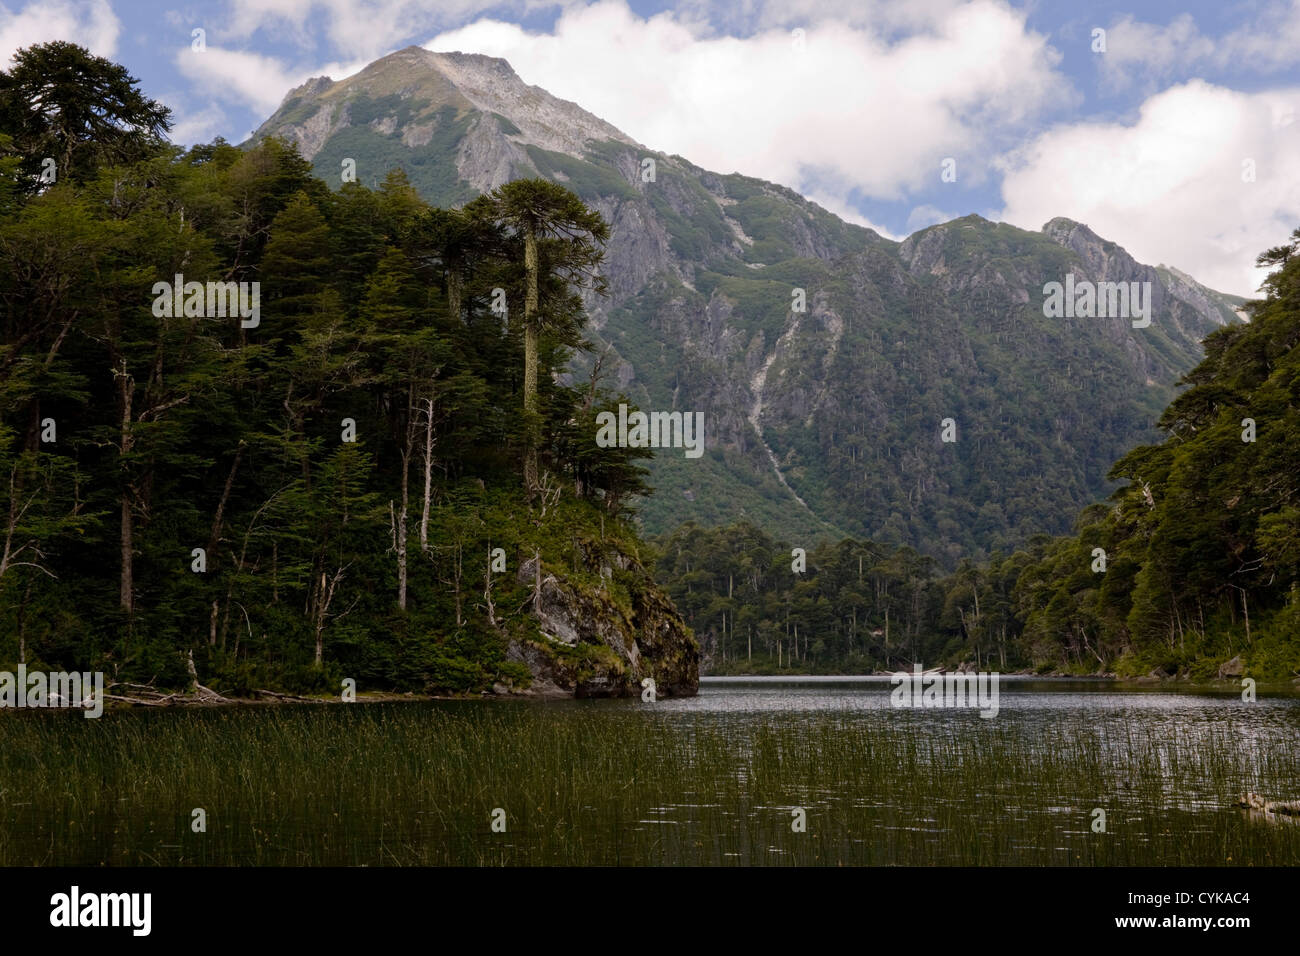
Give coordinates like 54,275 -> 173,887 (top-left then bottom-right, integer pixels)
102,692 -> 179,707
252,689 -> 319,702
1237,792 -> 1300,816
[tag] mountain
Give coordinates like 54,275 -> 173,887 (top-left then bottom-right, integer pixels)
251,46 -> 1243,565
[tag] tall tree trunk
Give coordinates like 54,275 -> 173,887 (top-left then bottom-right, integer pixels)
117,361 -> 134,615
522,222 -> 540,494
119,494 -> 133,613
448,267 -> 463,325
1240,588 -> 1251,645
393,382 -> 416,610
207,441 -> 244,558
420,397 -> 434,552
397,448 -> 410,611
314,571 -> 327,667
17,581 -> 30,664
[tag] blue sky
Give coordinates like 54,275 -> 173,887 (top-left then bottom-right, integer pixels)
5,0 -> 1299,295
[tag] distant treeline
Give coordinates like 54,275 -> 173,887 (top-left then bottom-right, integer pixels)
656,236 -> 1300,679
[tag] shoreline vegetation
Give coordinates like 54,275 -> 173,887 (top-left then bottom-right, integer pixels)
4,697 -> 1299,865
36,669 -> 1293,715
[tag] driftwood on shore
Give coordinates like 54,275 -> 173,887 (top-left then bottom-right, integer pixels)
250,689 -> 321,703
103,679 -> 231,707
101,652 -> 234,706
1237,792 -> 1300,817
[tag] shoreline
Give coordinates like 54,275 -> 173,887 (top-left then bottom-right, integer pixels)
6,669 -> 1298,715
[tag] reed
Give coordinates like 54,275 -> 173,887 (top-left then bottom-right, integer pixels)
1,701 -> 1297,865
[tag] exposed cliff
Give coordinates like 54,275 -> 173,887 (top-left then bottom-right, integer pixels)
463,492 -> 700,698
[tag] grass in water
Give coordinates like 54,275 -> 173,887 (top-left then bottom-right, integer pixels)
1,701 -> 1298,865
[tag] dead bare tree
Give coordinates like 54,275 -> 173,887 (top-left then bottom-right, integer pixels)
310,562 -> 356,667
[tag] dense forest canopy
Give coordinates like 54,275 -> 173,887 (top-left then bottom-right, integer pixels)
0,43 -> 656,695
1,43 -> 1295,691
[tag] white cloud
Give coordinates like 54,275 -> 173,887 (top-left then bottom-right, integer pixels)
174,46 -> 367,115
168,103 -> 232,146
998,81 -> 1300,297
0,0 -> 119,64
224,0 -> 553,61
1099,3 -> 1300,88
174,47 -> 308,115
801,190 -> 902,238
905,203 -> 954,232
677,0 -> 975,36
425,0 -> 1073,215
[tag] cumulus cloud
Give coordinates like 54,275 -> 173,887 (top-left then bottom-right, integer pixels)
224,0 -> 554,61
0,0 -> 119,64
168,104 -> 233,146
801,189 -> 902,238
998,81 -> 1300,297
174,46 -> 368,115
905,203 -> 956,232
174,47 -> 311,115
425,0 -> 1073,214
674,0 -> 978,36
1099,2 -> 1300,89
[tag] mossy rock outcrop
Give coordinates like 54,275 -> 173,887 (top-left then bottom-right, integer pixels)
503,539 -> 698,698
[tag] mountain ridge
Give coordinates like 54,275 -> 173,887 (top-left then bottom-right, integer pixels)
250,47 -> 1244,565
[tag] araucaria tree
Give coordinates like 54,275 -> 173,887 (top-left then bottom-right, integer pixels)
469,179 -> 609,495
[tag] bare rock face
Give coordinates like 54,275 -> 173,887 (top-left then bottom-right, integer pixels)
254,46 -> 637,166
1218,654 -> 1245,678
455,113 -> 536,192
506,548 -> 698,699
423,49 -> 637,157
276,102 -> 337,162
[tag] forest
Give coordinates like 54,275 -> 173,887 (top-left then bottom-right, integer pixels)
2,43 -> 1296,692
0,42 -> 653,695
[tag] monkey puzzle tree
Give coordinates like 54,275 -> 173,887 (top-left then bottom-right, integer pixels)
0,41 -> 172,190
471,179 -> 609,494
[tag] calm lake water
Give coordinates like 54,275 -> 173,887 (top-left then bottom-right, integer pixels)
2,677 -> 1298,865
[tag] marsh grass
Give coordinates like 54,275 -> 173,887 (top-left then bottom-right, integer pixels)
1,701 -> 1298,865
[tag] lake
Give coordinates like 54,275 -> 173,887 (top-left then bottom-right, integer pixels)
2,677 -> 1298,865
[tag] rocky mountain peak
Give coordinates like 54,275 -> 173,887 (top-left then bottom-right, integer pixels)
1042,216 -> 1144,281
284,75 -> 334,100
1041,216 -> 1097,242
253,45 -> 637,170
422,46 -> 639,155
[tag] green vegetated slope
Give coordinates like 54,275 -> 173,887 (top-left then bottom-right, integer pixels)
251,46 -> 1241,565
654,239 -> 1299,678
